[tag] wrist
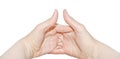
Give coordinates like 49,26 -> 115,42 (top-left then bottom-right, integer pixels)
1,39 -> 32,59
23,38 -> 35,58
22,38 -> 40,58
14,39 -> 34,59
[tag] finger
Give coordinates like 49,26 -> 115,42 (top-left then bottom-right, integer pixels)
63,9 -> 84,32
55,24 -> 73,33
36,9 -> 58,33
45,28 -> 56,37
33,35 -> 58,57
49,34 -> 64,54
27,10 -> 58,43
45,24 -> 73,37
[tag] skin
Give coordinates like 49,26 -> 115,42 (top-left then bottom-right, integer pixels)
0,10 -> 120,59
48,25 -> 81,58
62,10 -> 120,59
0,10 -> 58,59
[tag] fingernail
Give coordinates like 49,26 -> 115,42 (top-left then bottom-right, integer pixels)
57,42 -> 63,46
50,39 -> 54,41
64,9 -> 68,15
54,9 -> 58,15
56,46 -> 62,49
58,35 -> 63,39
58,39 -> 62,42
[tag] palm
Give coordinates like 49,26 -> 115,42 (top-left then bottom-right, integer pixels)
40,35 -> 57,55
50,32 -> 81,58
62,32 -> 81,57
32,29 -> 58,57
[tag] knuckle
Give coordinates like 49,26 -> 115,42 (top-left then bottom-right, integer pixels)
35,24 -> 44,31
80,24 -> 85,28
75,24 -> 85,32
36,24 -> 42,29
77,24 -> 85,29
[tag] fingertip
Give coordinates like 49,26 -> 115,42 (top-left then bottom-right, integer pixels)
63,9 -> 69,15
51,9 -> 58,21
63,9 -> 75,28
63,9 -> 69,20
63,10 -> 85,33
38,10 -> 58,32
63,9 -> 73,24
47,9 -> 58,26
63,9 -> 69,25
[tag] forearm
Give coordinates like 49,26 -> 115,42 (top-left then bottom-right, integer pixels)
0,39 -> 32,59
94,42 -> 120,59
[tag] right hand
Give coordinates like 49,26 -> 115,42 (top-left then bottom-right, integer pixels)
62,9 -> 120,59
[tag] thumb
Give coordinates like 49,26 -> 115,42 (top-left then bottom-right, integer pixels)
37,9 -> 58,33
55,25 -> 73,33
63,9 -> 84,32
27,10 -> 58,41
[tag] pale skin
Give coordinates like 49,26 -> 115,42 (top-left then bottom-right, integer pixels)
0,10 -> 120,59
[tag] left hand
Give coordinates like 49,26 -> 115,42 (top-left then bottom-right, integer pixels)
23,10 -> 58,58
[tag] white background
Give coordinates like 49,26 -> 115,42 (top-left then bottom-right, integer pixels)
0,0 -> 120,59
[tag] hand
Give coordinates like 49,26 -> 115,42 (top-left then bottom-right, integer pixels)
62,10 -> 120,59
1,10 -> 81,59
38,24 -> 74,56
48,25 -> 81,58
1,9 -> 120,59
1,10 -> 58,59
23,10 -> 58,58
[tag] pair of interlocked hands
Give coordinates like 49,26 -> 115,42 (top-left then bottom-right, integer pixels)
1,10 -> 120,59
